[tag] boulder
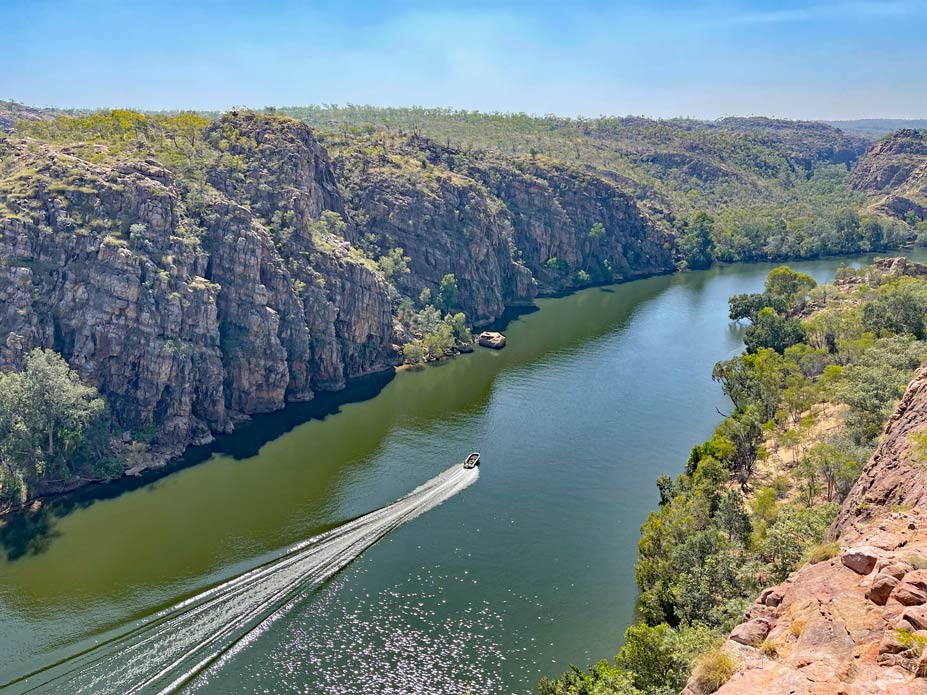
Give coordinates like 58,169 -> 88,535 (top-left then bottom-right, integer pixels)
867,573 -> 900,605
900,606 -> 927,631
877,561 -> 913,580
878,628 -> 909,655
729,618 -> 771,647
840,546 -> 882,575
890,570 -> 927,606
760,587 -> 784,608
478,331 -> 507,349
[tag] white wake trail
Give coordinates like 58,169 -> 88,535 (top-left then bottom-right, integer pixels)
8,464 -> 479,695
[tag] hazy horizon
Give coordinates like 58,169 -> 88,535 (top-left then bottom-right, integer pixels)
4,0 -> 927,121
6,100 -> 927,125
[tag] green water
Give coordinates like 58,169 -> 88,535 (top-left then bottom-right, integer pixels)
1,253 -> 921,694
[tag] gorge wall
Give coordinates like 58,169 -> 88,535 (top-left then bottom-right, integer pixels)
0,112 -> 675,470
851,129 -> 927,223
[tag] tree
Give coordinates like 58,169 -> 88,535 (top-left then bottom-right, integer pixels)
728,293 -> 769,323
422,322 -> 455,358
437,273 -> 459,312
805,443 -> 861,502
763,504 -> 839,581
716,408 -> 764,485
679,211 -> 715,270
796,456 -> 821,506
445,312 -> 472,342
861,278 -> 927,339
22,349 -> 106,460
615,623 -> 689,693
656,474 -> 676,506
712,355 -> 756,412
538,661 -> 639,695
745,308 -> 806,354
0,349 -> 110,502
418,287 -> 432,307
165,111 -> 208,147
402,341 -> 425,364
763,266 -> 816,310
717,489 -> 751,543
377,247 -> 411,282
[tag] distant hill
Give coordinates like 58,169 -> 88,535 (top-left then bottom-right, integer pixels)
829,118 -> 927,137
850,128 -> 927,221
0,100 -> 62,131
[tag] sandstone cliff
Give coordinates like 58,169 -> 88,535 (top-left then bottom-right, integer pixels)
331,133 -> 674,325
0,113 -> 396,465
689,367 -> 927,694
0,112 -> 676,483
850,129 -> 927,223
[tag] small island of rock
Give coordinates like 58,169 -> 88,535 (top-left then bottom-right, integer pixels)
478,331 -> 507,349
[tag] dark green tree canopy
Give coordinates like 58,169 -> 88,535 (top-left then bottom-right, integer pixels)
745,308 -> 806,354
0,349 -> 114,505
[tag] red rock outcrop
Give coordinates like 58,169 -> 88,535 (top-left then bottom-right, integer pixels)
688,368 -> 927,694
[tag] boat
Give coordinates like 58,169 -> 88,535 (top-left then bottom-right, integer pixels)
463,452 -> 481,469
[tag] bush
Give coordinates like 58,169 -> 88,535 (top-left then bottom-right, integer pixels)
688,649 -> 735,694
377,247 -> 411,281
538,661 -> 640,695
745,308 -> 806,354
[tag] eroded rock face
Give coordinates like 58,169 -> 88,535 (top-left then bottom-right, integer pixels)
1,114 -> 681,487
468,160 -> 675,292
0,115 -> 396,464
831,366 -> 927,534
850,129 -> 927,222
693,368 -> 927,695
333,152 -> 536,325
332,134 -> 676,325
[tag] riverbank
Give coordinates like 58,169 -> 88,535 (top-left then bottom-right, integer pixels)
541,257 -> 927,694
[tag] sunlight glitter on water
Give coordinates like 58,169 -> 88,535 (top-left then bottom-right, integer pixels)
191,568 -> 558,695
5,466 -> 478,694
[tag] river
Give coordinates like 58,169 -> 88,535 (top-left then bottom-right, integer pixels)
1,252 -> 922,694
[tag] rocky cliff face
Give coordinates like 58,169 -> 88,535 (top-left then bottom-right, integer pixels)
331,133 -> 674,325
471,159 -> 674,290
689,368 -> 927,694
0,112 -> 677,473
0,114 -> 396,462
850,130 -> 927,222
332,143 -> 537,326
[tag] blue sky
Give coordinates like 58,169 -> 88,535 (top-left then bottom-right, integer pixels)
4,0 -> 926,119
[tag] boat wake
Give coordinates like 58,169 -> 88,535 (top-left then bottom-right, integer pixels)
7,463 -> 479,694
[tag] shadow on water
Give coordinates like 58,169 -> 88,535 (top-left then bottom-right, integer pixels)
483,303 -> 539,331
0,369 -> 396,562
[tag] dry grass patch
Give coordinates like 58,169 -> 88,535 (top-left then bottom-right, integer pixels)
689,648 -> 736,694
804,541 -> 841,565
